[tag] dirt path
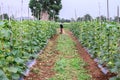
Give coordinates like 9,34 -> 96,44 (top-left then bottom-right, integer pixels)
66,29 -> 115,80
24,29 -> 114,80
24,34 -> 59,80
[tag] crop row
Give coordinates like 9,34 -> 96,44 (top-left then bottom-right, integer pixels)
69,21 -> 120,80
0,20 -> 57,80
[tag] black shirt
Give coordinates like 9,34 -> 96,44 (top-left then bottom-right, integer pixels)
60,24 -> 63,28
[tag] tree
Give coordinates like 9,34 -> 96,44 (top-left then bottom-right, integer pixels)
0,13 -> 9,20
57,18 -> 71,22
114,16 -> 120,22
83,14 -> 92,21
96,15 -> 106,21
29,0 -> 62,20
71,18 -> 75,22
77,17 -> 83,22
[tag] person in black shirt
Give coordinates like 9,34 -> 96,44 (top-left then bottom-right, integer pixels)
60,23 -> 63,34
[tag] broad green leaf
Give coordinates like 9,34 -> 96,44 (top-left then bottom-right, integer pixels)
0,70 -> 8,80
8,67 -> 18,73
15,57 -> 24,63
12,73 -> 20,80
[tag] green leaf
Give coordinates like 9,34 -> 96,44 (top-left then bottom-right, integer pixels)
0,70 -> 5,76
0,22 -> 5,26
15,57 -> 24,63
1,29 -> 12,38
0,70 -> 9,80
12,73 -> 20,80
115,62 -> 120,67
6,56 -> 14,62
109,77 -> 120,80
8,67 -> 18,73
110,67 -> 118,73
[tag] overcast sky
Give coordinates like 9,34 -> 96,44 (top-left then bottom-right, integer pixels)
0,0 -> 120,19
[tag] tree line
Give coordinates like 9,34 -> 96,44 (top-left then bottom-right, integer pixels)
58,14 -> 120,22
0,13 -> 120,23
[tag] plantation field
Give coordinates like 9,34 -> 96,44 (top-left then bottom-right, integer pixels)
0,20 -> 120,80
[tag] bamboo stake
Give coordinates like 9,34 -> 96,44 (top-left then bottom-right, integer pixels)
0,6 -> 1,20
21,0 -> 23,22
27,7 -> 29,29
8,6 -> 11,21
1,3 -> 4,20
74,9 -> 77,21
107,0 -> 109,21
117,6 -> 119,23
98,2 -> 101,21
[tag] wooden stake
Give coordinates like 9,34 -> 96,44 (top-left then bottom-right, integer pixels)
1,3 -> 4,20
98,2 -> 101,21
107,0 -> 109,21
28,7 -> 30,20
74,9 -> 77,21
0,6 -> 1,20
21,0 -> 23,22
117,6 -> 119,23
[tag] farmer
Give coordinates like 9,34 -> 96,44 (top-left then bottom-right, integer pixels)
60,23 -> 63,34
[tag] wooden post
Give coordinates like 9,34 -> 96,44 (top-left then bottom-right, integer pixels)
118,39 -> 120,53
1,3 -> 4,20
8,6 -> 11,22
98,2 -> 101,21
0,6 -> 1,20
53,10 -> 55,21
74,9 -> 77,21
107,0 -> 109,21
21,0 -> 23,22
117,6 -> 119,23
28,8 -> 30,20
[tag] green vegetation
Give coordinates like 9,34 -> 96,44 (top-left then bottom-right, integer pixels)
0,20 -> 57,80
0,14 -> 9,20
29,0 -> 62,20
1,19 -> 120,80
69,21 -> 120,79
49,34 -> 91,80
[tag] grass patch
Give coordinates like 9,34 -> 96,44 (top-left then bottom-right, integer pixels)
49,34 -> 91,80
31,68 -> 40,74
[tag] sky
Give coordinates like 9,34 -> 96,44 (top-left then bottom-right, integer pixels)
0,0 -> 120,19
60,0 -> 120,19
0,0 -> 30,18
